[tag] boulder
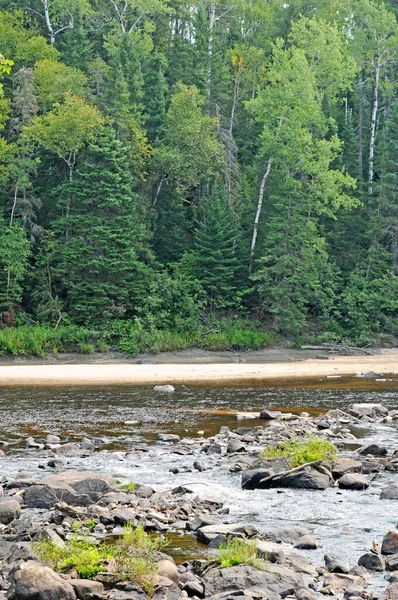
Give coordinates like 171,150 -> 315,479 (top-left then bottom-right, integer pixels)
256,540 -> 286,563
0,499 -> 21,525
381,484 -> 398,499
227,439 -> 245,453
357,552 -> 386,571
259,409 -> 282,420
387,554 -> 398,571
154,385 -> 175,393
358,444 -> 388,457
332,458 -> 362,480
266,526 -> 311,544
294,535 -> 318,550
241,469 -> 275,490
324,554 -> 349,574
337,473 -> 369,490
263,462 -> 333,490
202,563 -> 306,598
157,560 -> 180,585
7,560 -> 76,600
157,434 -> 180,443
386,582 -> 398,599
383,532 -> 398,555
70,580 -> 104,600
349,403 -> 388,418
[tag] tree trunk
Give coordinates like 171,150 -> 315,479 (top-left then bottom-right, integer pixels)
358,71 -> 365,181
249,158 -> 272,273
42,0 -> 56,44
207,3 -> 216,102
368,57 -> 381,215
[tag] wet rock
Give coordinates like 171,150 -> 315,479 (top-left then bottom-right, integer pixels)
154,385 -> 175,393
360,457 -> 386,474
386,459 -> 398,472
0,499 -> 21,525
332,458 -> 362,480
157,434 -> 180,444
241,469 -> 275,490
259,409 -> 282,420
262,462 -> 333,490
381,484 -> 398,499
386,554 -> 398,571
46,434 -> 61,444
357,552 -> 386,571
25,437 -> 44,450
193,461 -> 205,472
294,535 -> 318,550
70,580 -> 104,600
265,527 -> 311,545
7,560 -> 76,600
324,554 -> 349,574
338,473 -> 369,490
349,403 -> 388,417
202,444 -> 222,455
140,416 -> 158,425
358,444 -> 388,457
227,439 -> 245,454
52,442 -> 82,456
80,438 -> 95,451
256,540 -> 286,563
322,573 -> 365,594
382,532 -> 398,555
47,459 -> 64,469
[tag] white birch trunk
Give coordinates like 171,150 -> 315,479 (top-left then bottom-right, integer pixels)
249,158 -> 272,272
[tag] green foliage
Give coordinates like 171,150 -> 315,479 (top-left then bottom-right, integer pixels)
215,538 -> 262,569
33,524 -> 165,594
261,436 -> 337,468
120,481 -> 136,491
0,222 -> 30,316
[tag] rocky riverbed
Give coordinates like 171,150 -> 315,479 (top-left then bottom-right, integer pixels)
0,381 -> 398,599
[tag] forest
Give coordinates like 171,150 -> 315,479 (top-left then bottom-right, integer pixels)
0,0 -> 397,355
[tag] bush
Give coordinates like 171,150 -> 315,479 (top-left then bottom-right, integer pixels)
33,524 -> 165,595
215,538 -> 262,569
261,436 -> 337,468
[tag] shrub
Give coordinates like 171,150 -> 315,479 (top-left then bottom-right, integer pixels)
215,537 -> 262,569
33,524 -> 165,595
261,436 -> 337,468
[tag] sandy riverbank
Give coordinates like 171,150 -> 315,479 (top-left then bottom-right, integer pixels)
0,350 -> 397,385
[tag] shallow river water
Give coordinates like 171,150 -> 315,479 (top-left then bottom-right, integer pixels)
0,376 -> 398,587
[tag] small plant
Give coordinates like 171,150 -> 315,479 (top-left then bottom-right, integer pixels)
215,537 -> 262,569
32,524 -> 166,596
84,519 -> 96,531
120,481 -> 136,492
70,521 -> 80,533
261,436 -> 337,468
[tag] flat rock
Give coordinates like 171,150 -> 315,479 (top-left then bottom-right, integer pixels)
337,473 -> 369,490
196,523 -> 257,545
294,535 -> 318,550
259,409 -> 282,420
70,580 -> 104,600
157,434 -> 180,443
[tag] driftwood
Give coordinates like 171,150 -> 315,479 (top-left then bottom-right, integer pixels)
301,345 -> 372,356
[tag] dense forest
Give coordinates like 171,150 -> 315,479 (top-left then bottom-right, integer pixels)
0,0 -> 397,355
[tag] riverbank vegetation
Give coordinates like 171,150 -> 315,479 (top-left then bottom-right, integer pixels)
0,0 -> 398,354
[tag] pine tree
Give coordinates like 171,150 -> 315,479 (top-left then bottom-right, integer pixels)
187,189 -> 239,310
48,127 -> 153,324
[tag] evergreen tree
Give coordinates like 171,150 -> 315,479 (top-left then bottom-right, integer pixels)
48,127 -> 153,323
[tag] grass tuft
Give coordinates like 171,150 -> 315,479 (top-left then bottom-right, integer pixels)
215,537 -> 262,569
261,436 -> 337,468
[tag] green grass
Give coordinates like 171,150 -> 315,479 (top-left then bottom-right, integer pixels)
261,436 -> 337,468
215,537 -> 262,569
120,481 -> 136,492
33,524 -> 165,595
0,318 -> 279,356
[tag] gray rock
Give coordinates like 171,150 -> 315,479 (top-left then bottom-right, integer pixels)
259,409 -> 282,420
183,580 -> 204,597
110,507 -> 137,525
241,469 -> 275,490
196,523 -> 257,545
70,580 -> 104,600
332,458 -> 362,480
358,444 -> 387,457
264,462 -> 333,490
386,582 -> 398,599
7,560 -> 76,600
357,552 -> 386,571
387,554 -> 398,571
0,499 -> 21,524
265,527 -> 311,544
227,439 -> 245,454
381,484 -> 398,499
46,435 -> 61,444
294,535 -> 318,550
193,461 -> 205,472
349,403 -> 388,417
134,484 -> 154,498
324,554 -> 349,574
33,527 -> 64,546
154,385 -> 175,393
157,434 -> 180,443
382,531 -> 398,555
338,473 -> 369,490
